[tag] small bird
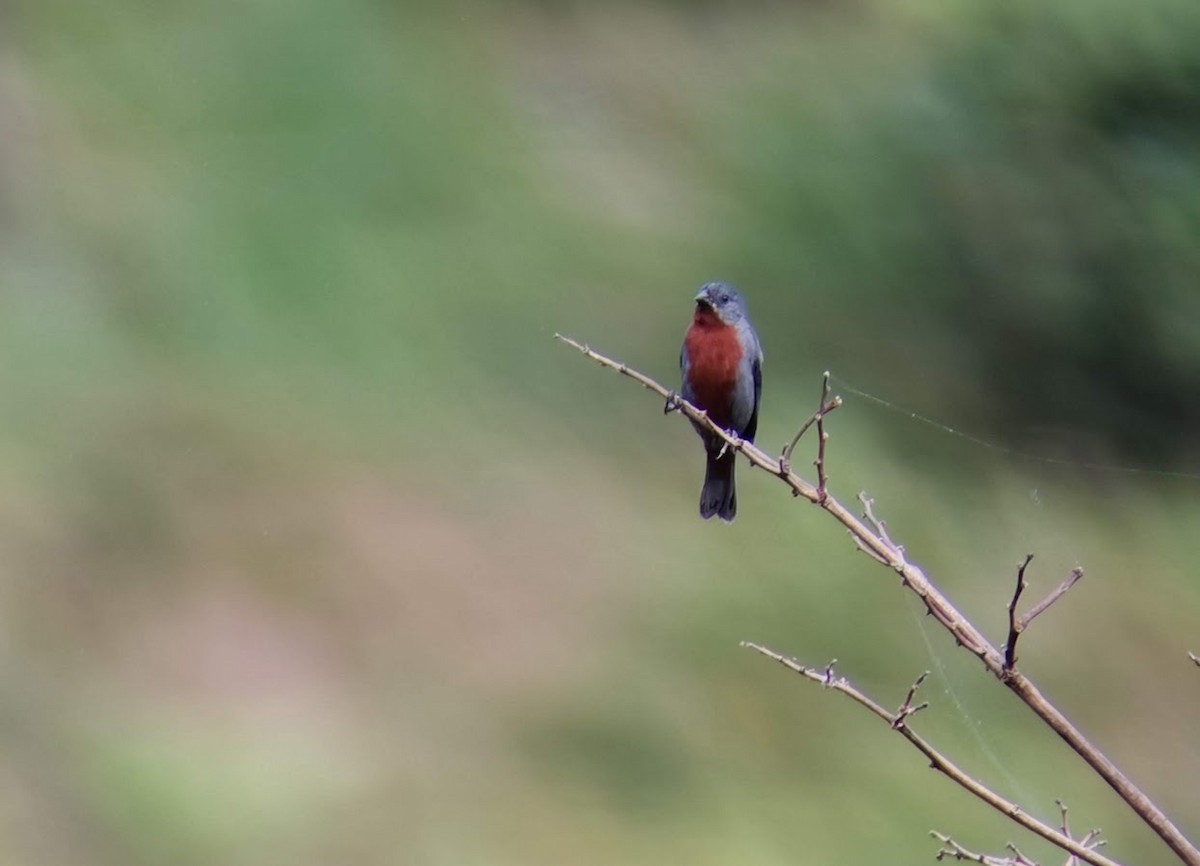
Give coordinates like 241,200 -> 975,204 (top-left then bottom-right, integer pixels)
677,282 -> 763,522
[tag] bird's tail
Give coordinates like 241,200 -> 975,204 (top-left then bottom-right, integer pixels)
700,450 -> 737,522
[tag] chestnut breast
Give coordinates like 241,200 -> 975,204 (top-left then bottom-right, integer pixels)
684,308 -> 744,429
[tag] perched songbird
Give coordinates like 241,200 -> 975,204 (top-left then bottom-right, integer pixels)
677,282 -> 763,522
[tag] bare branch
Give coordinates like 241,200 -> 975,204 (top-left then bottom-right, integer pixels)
1189,652 -> 1199,668
1006,843 -> 1036,866
814,371 -> 836,501
892,670 -> 931,729
1020,568 -> 1085,631
857,492 -> 907,566
780,370 -> 842,477
780,414 -> 820,465
1005,554 -> 1035,673
1006,559 -> 1084,674
1058,799 -> 1072,845
1056,800 -> 1107,866
935,801 -> 1106,866
556,334 -> 805,497
823,658 -> 838,685
932,832 -> 1038,865
1078,831 -> 1107,857
741,642 -> 1127,866
561,338 -> 1200,866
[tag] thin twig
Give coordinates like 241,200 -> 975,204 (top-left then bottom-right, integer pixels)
1058,799 -> 1073,847
1005,554 -> 1035,673
1053,800 -> 1108,866
780,414 -> 821,468
1079,832 -> 1106,855
1188,652 -> 1199,668
932,832 -> 1038,865
857,492 -> 906,566
559,336 -> 1200,866
815,372 -> 835,501
892,671 -> 931,729
1007,560 -> 1085,674
780,371 -> 842,476
741,642 -> 1127,866
1007,843 -> 1035,865
1020,568 -> 1085,631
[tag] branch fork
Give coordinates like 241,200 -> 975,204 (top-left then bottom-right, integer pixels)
779,371 -> 842,502
1058,800 -> 1107,866
931,801 -> 1105,866
932,833 -> 1037,866
892,671 -> 930,730
741,643 -> 1125,866
858,491 -> 908,570
1004,556 -> 1084,675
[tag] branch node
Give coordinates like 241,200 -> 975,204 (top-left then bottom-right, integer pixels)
823,659 -> 838,686
931,831 -> 1039,865
781,371 -> 840,493
1057,799 -> 1071,838
857,491 -> 908,566
892,671 -> 931,729
1004,554 -> 1034,673
1006,559 -> 1085,674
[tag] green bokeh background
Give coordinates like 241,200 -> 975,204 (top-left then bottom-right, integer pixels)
3,1 -> 1199,864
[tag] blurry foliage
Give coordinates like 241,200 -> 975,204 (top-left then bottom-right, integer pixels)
708,0 -> 1200,463
1,0 -> 1199,865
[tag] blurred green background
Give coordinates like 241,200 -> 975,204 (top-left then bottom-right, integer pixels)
3,0 -> 1200,863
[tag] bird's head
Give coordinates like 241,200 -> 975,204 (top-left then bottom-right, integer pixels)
695,282 -> 746,326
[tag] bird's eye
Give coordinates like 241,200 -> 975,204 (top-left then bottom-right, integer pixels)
719,294 -> 730,304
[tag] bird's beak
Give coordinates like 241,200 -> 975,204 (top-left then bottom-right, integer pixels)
694,292 -> 713,310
